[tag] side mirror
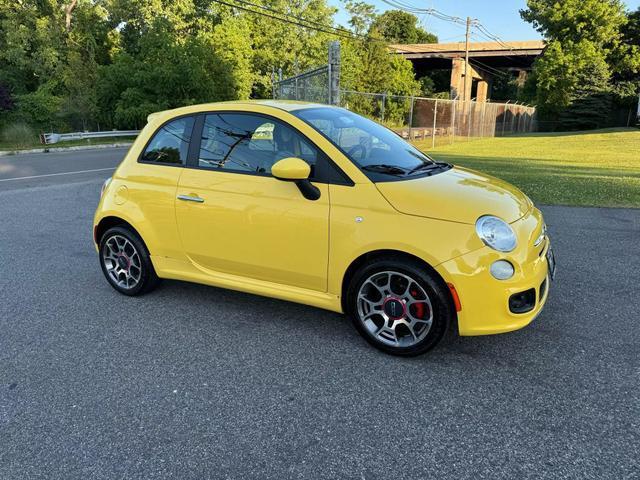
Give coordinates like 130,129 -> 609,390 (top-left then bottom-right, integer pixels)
272,157 -> 311,181
272,157 -> 320,201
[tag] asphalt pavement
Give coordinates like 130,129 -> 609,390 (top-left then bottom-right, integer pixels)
0,148 -> 638,479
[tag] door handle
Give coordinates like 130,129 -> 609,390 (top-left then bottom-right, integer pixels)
177,194 -> 205,203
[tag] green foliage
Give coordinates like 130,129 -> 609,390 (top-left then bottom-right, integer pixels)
1,122 -> 37,149
489,74 -> 519,102
242,0 -> 336,98
521,0 -> 640,129
370,10 -> 437,44
418,76 -> 436,96
341,33 -> 420,125
623,8 -> 640,47
557,92 -> 613,130
521,0 -> 628,46
338,4 -> 429,125
344,1 -> 377,35
0,82 -> 13,111
534,40 -> 611,110
14,85 -> 64,131
0,0 -> 424,131
97,17 -> 253,128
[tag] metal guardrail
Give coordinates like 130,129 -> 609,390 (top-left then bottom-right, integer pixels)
40,130 -> 140,145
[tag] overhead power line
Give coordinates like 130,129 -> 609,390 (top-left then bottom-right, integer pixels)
210,0 -> 377,43
211,0 -> 475,54
380,0 -> 467,25
468,59 -> 512,79
211,0 -> 460,53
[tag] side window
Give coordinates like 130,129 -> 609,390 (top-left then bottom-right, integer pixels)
141,116 -> 194,165
198,113 -> 319,178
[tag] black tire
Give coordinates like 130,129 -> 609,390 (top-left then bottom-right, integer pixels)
99,226 -> 159,296
346,257 -> 454,356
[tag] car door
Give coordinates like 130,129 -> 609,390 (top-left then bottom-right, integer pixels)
175,112 -> 330,292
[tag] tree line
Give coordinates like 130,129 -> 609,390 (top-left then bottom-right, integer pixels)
0,0 -> 436,135
520,0 -> 639,129
0,0 -> 638,139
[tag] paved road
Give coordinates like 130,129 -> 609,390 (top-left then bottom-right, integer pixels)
1,149 -> 638,479
0,147 -> 126,191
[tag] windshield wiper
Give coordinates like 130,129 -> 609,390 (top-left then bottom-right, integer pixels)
408,161 -> 450,175
361,164 -> 408,175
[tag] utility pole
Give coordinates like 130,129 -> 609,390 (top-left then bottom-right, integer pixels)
463,16 -> 472,102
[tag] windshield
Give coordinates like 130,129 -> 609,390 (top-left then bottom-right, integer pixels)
292,107 -> 448,180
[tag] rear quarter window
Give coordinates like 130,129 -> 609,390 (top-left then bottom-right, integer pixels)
141,116 -> 195,165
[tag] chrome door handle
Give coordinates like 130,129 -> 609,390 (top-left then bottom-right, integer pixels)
177,194 -> 205,203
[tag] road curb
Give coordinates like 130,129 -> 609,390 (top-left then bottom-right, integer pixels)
0,143 -> 133,157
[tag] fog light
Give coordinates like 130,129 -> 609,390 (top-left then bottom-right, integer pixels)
490,260 -> 514,280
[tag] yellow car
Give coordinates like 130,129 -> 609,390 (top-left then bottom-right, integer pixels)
94,100 -> 554,356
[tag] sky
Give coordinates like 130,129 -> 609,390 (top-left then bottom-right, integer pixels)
329,0 -> 640,42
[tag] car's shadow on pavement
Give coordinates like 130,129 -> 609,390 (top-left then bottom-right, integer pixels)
116,275 -> 555,367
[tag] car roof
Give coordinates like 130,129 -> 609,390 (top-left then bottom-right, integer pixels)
148,100 -> 332,122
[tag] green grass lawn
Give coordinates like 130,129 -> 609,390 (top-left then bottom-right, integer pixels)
415,128 -> 640,208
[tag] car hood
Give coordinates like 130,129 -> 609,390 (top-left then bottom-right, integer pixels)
375,166 -> 532,224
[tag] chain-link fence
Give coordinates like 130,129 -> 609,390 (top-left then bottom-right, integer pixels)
272,66 -> 331,104
275,84 -> 536,145
338,91 -> 537,146
272,40 -> 536,145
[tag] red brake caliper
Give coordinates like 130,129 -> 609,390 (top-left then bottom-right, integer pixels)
410,289 -> 425,318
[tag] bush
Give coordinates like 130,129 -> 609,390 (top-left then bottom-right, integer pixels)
15,85 -> 65,132
1,123 -> 36,149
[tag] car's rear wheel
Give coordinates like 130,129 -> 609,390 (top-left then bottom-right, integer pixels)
346,258 -> 454,356
99,226 -> 159,296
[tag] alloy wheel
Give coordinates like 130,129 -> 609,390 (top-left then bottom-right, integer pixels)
102,234 -> 142,289
356,270 -> 434,347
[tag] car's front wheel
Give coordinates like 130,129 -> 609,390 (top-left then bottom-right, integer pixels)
99,226 -> 159,296
346,258 -> 454,356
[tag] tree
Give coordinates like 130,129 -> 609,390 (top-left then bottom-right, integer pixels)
240,0 -> 337,98
622,8 -> 640,47
97,17 -> 253,128
521,0 -> 640,128
0,0 -> 424,131
341,39 -> 420,125
370,10 -> 437,44
344,0 -> 377,35
0,83 -> 13,111
521,0 -> 628,46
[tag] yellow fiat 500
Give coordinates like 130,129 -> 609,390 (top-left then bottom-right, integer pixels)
94,100 -> 554,356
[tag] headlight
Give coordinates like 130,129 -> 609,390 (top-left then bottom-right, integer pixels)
475,215 -> 517,252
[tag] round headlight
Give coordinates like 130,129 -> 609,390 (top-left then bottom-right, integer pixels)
475,215 -> 517,252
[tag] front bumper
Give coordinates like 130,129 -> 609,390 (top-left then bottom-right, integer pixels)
435,209 -> 552,336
